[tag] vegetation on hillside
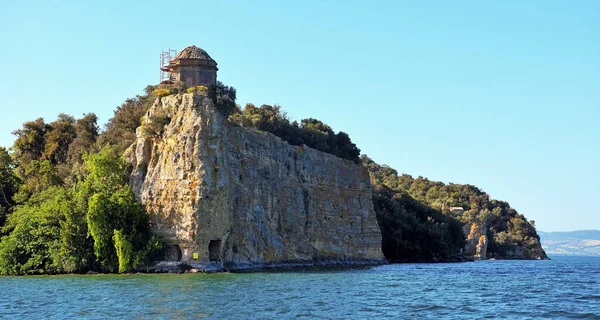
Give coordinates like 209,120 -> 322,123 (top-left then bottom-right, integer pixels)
362,155 -> 466,261
0,80 -> 546,274
362,156 -> 545,259
0,100 -> 163,275
372,184 -> 466,261
0,147 -> 19,232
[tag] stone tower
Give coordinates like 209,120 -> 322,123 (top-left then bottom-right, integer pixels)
161,45 -> 218,87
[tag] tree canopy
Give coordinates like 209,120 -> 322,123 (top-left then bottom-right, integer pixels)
0,107 -> 162,275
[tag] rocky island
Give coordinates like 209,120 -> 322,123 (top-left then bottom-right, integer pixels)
0,45 -> 546,275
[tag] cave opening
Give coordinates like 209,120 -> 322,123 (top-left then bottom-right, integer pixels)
209,240 -> 222,261
165,245 -> 182,261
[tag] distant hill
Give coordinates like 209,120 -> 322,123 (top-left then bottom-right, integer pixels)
538,230 -> 600,256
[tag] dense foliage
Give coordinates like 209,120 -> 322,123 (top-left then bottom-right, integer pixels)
209,81 -> 238,117
0,109 -> 163,275
0,147 -> 19,232
362,156 -> 543,259
363,156 -> 466,261
373,186 -> 466,261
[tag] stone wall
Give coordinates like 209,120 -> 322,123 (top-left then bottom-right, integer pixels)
173,66 -> 217,87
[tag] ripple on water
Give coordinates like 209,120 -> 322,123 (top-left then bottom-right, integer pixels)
542,311 -> 600,319
0,256 -> 599,319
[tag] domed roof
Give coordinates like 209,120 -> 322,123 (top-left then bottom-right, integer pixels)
173,45 -> 216,62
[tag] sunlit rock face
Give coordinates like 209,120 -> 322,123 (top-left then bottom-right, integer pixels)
464,223 -> 488,260
464,222 -> 548,260
127,93 -> 384,271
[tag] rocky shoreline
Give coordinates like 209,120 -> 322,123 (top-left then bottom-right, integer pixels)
148,258 -> 387,274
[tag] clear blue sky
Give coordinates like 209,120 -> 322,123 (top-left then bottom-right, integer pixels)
0,1 -> 598,232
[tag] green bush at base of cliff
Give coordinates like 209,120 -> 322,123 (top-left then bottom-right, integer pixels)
0,145 -> 163,275
113,229 -> 133,273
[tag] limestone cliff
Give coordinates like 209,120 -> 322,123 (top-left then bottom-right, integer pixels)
463,223 -> 488,260
127,93 -> 384,271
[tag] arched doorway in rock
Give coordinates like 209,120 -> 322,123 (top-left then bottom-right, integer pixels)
165,245 -> 182,261
208,240 -> 222,261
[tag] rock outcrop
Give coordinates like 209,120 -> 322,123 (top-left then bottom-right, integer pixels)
463,223 -> 488,260
487,240 -> 548,260
127,93 -> 385,271
464,222 -> 547,260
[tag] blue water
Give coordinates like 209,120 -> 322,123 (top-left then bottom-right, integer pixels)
1,256 -> 599,319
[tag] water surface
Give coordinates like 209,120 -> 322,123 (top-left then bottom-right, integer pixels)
1,256 -> 599,319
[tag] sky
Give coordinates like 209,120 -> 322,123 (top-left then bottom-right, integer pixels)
0,1 -> 598,232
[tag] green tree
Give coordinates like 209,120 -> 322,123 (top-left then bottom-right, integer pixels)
0,147 -> 19,230
0,146 -> 163,275
113,229 -> 133,273
56,182 -> 94,273
12,118 -> 48,173
43,114 -> 76,165
87,192 -> 116,271
12,160 -> 62,204
210,81 -> 237,117
97,93 -> 153,154
0,187 -> 66,275
82,148 -> 162,272
67,113 -> 99,165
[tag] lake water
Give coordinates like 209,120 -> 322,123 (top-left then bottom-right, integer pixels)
1,256 -> 598,319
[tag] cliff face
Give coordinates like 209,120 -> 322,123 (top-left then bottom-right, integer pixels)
127,93 -> 384,270
463,223 -> 488,260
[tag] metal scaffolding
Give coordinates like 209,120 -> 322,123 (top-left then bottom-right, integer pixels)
160,49 -> 177,83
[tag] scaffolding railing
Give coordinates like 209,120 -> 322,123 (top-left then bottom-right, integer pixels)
160,49 -> 177,83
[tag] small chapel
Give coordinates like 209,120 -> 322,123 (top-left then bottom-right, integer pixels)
160,45 -> 218,87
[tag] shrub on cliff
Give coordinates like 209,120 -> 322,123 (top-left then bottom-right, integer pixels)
187,85 -> 208,95
143,110 -> 171,138
209,81 -> 238,117
153,88 -> 171,97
